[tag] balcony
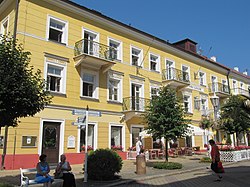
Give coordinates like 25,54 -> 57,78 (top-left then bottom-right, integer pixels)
208,82 -> 230,98
162,67 -> 190,88
122,97 -> 150,121
231,88 -> 250,99
73,39 -> 117,72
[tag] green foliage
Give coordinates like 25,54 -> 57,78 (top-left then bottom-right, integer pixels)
199,117 -> 213,130
87,149 -> 123,181
144,86 -> 190,140
0,35 -> 52,127
0,183 -> 14,187
226,135 -> 232,145
153,162 -> 182,169
200,157 -> 212,163
219,95 -> 250,134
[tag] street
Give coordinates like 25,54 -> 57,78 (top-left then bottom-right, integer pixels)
118,161 -> 250,187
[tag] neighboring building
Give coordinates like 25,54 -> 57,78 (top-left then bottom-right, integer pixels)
0,0 -> 249,169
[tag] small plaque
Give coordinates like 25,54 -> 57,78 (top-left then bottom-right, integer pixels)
67,135 -> 75,148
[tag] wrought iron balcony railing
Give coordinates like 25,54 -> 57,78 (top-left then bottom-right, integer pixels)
74,39 -> 117,61
162,67 -> 190,83
231,88 -> 250,98
123,97 -> 150,112
208,82 -> 229,94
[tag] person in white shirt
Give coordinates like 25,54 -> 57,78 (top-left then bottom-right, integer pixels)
135,137 -> 142,155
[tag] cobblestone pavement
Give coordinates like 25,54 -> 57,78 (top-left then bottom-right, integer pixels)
1,154 -> 249,187
117,161 -> 250,187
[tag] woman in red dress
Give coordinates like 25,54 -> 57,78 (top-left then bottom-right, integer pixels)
209,139 -> 223,181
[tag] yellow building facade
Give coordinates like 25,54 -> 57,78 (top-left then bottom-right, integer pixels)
0,0 -> 249,169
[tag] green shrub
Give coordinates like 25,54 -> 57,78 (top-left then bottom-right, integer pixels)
153,162 -> 182,170
86,148 -> 123,181
200,157 -> 212,163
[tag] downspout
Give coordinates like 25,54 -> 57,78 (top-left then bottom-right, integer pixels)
13,0 -> 20,41
226,69 -> 231,95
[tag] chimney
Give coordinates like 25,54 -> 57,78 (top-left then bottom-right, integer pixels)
210,56 -> 216,62
243,70 -> 248,75
234,67 -> 239,72
172,38 -> 197,53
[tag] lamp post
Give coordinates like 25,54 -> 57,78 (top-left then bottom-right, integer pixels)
210,94 -> 219,141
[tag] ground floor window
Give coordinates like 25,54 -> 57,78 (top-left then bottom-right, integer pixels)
111,126 -> 122,148
132,127 -> 143,146
186,136 -> 192,147
80,124 -> 95,152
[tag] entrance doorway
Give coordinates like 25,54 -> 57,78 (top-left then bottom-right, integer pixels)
42,122 -> 61,163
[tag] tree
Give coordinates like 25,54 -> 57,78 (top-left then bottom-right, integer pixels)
219,95 -> 250,146
143,86 -> 190,161
0,35 -> 52,169
199,116 -> 213,145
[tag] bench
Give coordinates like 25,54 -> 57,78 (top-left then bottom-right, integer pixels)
20,166 -> 63,187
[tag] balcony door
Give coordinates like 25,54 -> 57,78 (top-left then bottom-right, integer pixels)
131,84 -> 142,111
166,60 -> 174,80
211,76 -> 217,92
83,30 -> 98,56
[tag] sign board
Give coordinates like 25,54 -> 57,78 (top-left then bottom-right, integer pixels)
72,122 -> 86,126
72,109 -> 101,117
67,135 -> 75,148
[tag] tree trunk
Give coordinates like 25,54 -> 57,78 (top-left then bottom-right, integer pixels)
236,132 -> 239,146
165,139 -> 168,162
1,125 -> 8,170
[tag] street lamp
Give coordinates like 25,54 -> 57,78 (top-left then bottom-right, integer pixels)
210,94 -> 219,141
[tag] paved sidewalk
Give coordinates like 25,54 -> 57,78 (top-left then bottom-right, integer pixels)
0,154 -> 235,187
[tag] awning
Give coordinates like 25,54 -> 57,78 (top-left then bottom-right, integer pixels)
139,130 -> 152,138
186,124 -> 213,136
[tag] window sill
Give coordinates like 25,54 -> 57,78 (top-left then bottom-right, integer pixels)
48,39 -> 67,46
80,96 -> 99,102
150,70 -> 160,73
50,92 -> 67,97
185,112 -> 193,116
107,100 -> 123,105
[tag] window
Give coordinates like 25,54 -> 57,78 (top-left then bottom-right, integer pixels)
150,87 -> 159,99
232,80 -> 237,93
199,72 -> 206,86
80,124 -> 95,152
183,95 -> 192,113
182,65 -> 190,82
83,30 -> 98,56
131,47 -> 142,66
149,54 -> 159,71
81,70 -> 98,98
211,76 -> 217,92
109,79 -> 120,101
0,17 -> 8,35
131,83 -> 143,111
165,59 -> 175,80
108,38 -> 122,61
194,97 -> 200,110
222,80 -> 228,92
48,16 -> 68,44
131,127 -> 143,146
45,57 -> 67,94
201,98 -> 207,111
111,126 -> 122,148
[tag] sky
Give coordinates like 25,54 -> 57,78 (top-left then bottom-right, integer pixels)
73,0 -> 250,74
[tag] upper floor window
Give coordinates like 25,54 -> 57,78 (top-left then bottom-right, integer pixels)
199,72 -> 206,86
182,65 -> 190,82
232,80 -> 237,92
47,16 -> 68,44
0,17 -> 9,35
45,57 -> 67,94
108,78 -> 122,102
81,70 -> 98,99
149,53 -> 160,72
150,87 -> 159,99
131,46 -> 142,67
183,95 -> 192,113
83,29 -> 98,56
108,38 -> 122,61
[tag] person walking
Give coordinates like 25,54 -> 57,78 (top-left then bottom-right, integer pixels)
209,139 -> 223,181
135,137 -> 142,155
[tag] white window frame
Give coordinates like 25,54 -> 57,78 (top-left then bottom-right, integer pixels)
200,96 -> 208,115
77,122 -> 98,153
210,75 -> 218,92
130,45 -> 143,67
108,37 -> 123,61
80,69 -> 99,99
149,53 -> 160,72
46,15 -> 68,45
0,16 -> 9,35
150,86 -> 159,99
199,71 -> 206,86
109,123 -> 125,151
181,65 -> 190,81
232,79 -> 238,93
107,76 -> 123,103
44,58 -> 67,94
130,124 -> 144,147
183,93 -> 192,113
130,79 -> 145,111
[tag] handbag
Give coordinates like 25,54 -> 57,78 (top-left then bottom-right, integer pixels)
54,171 -> 63,179
217,161 -> 225,173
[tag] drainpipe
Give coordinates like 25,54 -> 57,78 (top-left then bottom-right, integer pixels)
13,0 -> 20,42
226,69 -> 231,95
